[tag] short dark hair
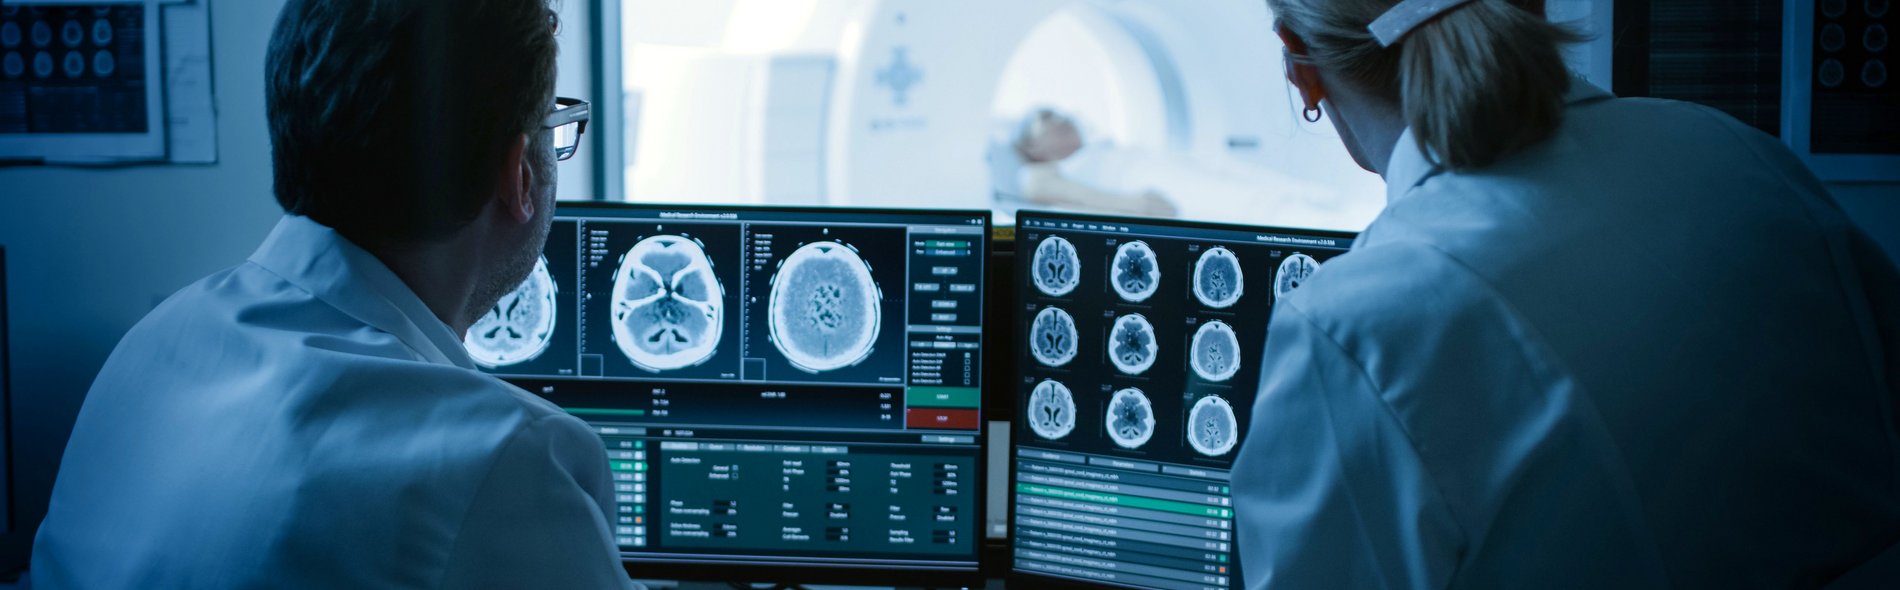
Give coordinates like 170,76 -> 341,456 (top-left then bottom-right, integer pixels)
265,0 -> 559,248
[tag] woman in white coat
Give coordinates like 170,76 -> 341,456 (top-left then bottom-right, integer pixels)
1230,0 -> 1900,587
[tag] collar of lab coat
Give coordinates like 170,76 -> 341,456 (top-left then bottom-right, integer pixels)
248,215 -> 476,370
1382,76 -> 1616,204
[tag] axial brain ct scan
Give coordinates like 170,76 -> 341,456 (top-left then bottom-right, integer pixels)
1274,252 -> 1322,301
1031,235 -> 1081,297
1190,319 -> 1242,383
1029,306 -> 1079,367
1028,379 -> 1078,440
1108,313 -> 1158,375
612,235 -> 724,372
767,240 -> 881,373
466,257 -> 559,368
1013,211 -> 1353,590
466,204 -> 989,579
1105,387 -> 1156,449
1110,240 -> 1161,302
1193,246 -> 1244,309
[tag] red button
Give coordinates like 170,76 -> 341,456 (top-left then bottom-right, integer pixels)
906,408 -> 979,430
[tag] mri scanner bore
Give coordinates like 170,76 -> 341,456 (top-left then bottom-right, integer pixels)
465,257 -> 558,368
1105,387 -> 1156,449
1028,379 -> 1078,440
1193,245 -> 1244,308
1110,240 -> 1160,302
1029,306 -> 1079,367
767,240 -> 882,373
1030,234 -> 1081,297
1187,394 -> 1239,457
1190,319 -> 1241,382
1108,312 -> 1158,375
612,235 -> 725,372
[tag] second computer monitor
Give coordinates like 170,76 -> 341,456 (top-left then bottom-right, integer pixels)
466,202 -> 991,585
1010,210 -> 1355,590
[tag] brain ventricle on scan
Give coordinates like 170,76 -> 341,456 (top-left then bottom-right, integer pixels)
613,235 -> 725,372
465,257 -> 559,368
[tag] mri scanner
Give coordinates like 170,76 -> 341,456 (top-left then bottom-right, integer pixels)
622,0 -> 1388,230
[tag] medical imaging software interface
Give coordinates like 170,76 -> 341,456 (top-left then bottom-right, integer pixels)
467,204 -> 989,573
1012,212 -> 1353,590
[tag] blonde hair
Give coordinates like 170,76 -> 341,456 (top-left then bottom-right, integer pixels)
1268,0 -> 1583,170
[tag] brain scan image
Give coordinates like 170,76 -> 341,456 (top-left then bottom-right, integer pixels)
1031,236 -> 1081,297
1187,395 -> 1240,457
465,257 -> 558,368
1105,387 -> 1156,449
1190,320 -> 1241,382
612,235 -> 725,372
1028,380 -> 1078,440
1193,246 -> 1244,309
768,241 -> 882,372
1029,306 -> 1079,367
1109,240 -> 1161,303
1108,313 -> 1158,375
1274,253 -> 1321,300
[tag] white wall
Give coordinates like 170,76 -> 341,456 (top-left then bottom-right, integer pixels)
0,0 -> 596,554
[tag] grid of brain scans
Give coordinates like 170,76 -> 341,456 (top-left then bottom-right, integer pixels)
467,203 -> 990,582
1011,211 -> 1354,590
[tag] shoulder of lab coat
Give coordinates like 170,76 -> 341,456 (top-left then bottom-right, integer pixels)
438,404 -> 637,589
29,216 -> 639,589
1232,239 -> 1671,589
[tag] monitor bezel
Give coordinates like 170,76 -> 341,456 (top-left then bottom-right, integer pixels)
543,200 -> 994,587
0,246 -> 11,535
1005,209 -> 1358,590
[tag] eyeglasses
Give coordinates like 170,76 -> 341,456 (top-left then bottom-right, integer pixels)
545,96 -> 590,162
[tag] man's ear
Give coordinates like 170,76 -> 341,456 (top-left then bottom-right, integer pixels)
498,133 -> 535,224
1275,25 -> 1327,112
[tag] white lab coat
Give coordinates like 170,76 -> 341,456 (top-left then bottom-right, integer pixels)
33,216 -> 637,589
1233,80 -> 1900,587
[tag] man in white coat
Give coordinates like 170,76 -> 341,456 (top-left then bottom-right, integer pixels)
30,1 -> 635,587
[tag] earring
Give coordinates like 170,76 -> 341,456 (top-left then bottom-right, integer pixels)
1303,105 -> 1323,123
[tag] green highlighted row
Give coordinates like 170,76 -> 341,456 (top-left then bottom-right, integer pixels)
1017,483 -> 1232,519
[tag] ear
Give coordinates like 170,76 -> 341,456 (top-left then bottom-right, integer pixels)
1275,25 -> 1327,111
497,133 -> 535,224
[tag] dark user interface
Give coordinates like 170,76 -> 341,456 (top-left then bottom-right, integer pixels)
466,204 -> 988,572
1011,212 -> 1353,590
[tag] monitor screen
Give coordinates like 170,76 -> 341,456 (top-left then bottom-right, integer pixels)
1008,210 -> 1354,590
466,202 -> 990,584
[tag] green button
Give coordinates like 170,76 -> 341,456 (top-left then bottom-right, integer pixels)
906,387 -> 980,408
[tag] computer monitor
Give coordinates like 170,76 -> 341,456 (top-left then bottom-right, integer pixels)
0,246 -> 10,536
1008,210 -> 1355,590
467,202 -> 990,585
